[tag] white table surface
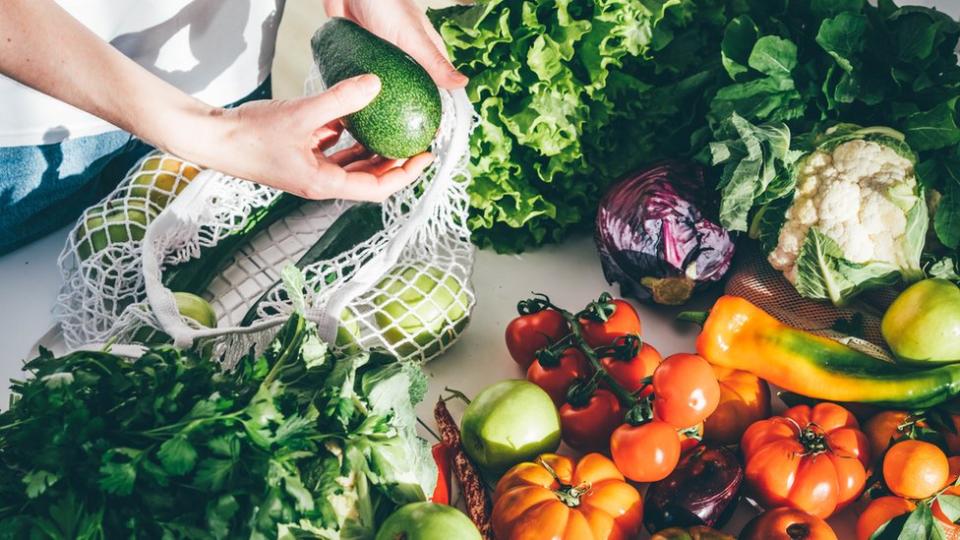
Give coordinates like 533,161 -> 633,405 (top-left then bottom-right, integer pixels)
0,228 -> 860,538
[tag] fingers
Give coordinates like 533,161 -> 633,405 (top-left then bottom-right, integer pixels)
324,152 -> 434,202
304,74 -> 382,126
325,143 -> 371,166
398,27 -> 468,90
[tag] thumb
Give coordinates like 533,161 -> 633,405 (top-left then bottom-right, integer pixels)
308,74 -> 382,124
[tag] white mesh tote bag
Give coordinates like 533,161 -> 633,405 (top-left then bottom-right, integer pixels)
56,68 -> 476,365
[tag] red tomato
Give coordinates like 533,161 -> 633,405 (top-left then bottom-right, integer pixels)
610,420 -> 681,482
579,299 -> 641,348
505,308 -> 568,369
526,348 -> 589,407
741,403 -> 870,519
653,353 -> 721,428
600,341 -> 662,395
559,389 -> 624,452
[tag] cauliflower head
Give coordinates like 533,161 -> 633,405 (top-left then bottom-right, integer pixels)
763,126 -> 927,305
770,138 -> 918,282
709,118 -> 928,305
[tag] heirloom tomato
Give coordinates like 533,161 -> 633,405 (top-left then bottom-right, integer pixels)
741,402 -> 870,518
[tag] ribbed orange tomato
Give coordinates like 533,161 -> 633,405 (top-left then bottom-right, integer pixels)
702,366 -> 770,445
741,402 -> 870,518
492,453 -> 643,540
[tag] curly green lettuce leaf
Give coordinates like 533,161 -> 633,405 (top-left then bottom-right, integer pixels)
431,0 -> 733,252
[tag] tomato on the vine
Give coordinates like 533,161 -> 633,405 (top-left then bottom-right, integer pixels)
505,308 -> 568,369
579,297 -> 641,348
652,353 -> 721,428
600,340 -> 661,395
610,420 -> 681,482
526,348 -> 589,407
559,389 -> 624,452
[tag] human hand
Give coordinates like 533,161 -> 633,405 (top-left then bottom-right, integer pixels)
323,0 -> 467,89
182,74 -> 433,202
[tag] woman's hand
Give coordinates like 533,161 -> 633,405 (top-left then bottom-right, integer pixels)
323,0 -> 468,89
0,0 -> 453,203
182,74 -> 434,202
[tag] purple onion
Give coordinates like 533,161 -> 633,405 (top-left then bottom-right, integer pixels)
595,161 -> 735,305
644,445 -> 744,532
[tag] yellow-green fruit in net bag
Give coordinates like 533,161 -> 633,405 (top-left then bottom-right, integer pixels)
75,199 -> 154,260
128,155 -> 201,209
336,307 -> 362,353
132,292 -> 217,345
373,264 -> 469,359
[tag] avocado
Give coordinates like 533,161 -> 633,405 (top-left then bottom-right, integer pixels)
311,18 -> 442,159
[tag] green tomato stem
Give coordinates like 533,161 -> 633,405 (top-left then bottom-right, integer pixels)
539,296 -> 638,409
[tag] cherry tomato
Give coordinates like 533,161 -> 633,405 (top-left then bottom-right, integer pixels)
600,341 -> 661,395
505,308 -> 568,369
610,420 -> 681,482
526,348 -> 589,407
653,353 -> 721,428
559,389 -> 624,452
579,298 -> 641,348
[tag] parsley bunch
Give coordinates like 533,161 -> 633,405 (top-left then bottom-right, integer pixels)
0,313 -> 433,539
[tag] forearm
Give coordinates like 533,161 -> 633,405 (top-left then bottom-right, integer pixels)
0,0 -> 221,160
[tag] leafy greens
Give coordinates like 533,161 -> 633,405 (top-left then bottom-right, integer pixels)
0,311 -> 434,539
432,0 -> 960,262
429,0 -> 737,252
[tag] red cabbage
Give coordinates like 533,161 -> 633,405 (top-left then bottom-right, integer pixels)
595,161 -> 735,305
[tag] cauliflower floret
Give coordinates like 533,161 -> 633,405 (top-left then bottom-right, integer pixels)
769,139 -> 916,283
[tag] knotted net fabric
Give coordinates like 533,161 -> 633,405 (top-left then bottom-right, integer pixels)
57,69 -> 476,365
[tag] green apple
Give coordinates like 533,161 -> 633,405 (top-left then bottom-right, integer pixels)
373,264 -> 470,359
75,199 -> 154,260
375,502 -> 481,540
131,292 -> 217,345
173,292 -> 218,329
882,279 -> 960,364
336,307 -> 362,352
460,380 -> 561,473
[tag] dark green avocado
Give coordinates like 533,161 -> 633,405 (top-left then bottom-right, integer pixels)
311,18 -> 442,159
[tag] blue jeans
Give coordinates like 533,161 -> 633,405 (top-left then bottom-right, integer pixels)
0,77 -> 272,255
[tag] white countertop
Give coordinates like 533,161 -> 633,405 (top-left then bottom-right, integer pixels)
0,228 -> 859,538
